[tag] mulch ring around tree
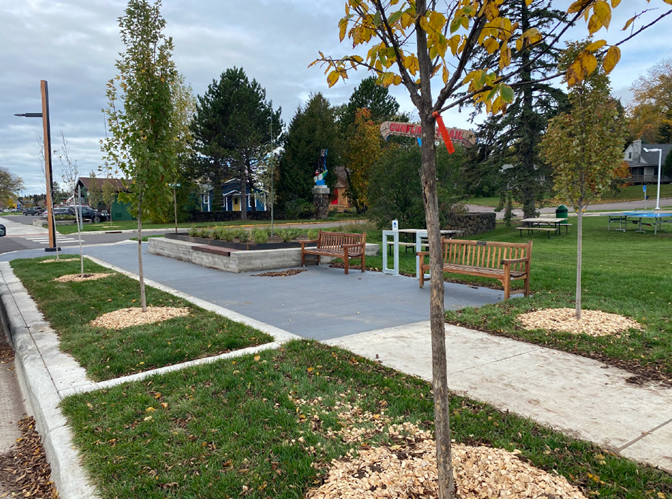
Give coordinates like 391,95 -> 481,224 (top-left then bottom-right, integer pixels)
53,273 -> 112,283
89,306 -> 191,330
307,422 -> 586,499
252,269 -> 307,277
518,308 -> 642,337
0,417 -> 57,499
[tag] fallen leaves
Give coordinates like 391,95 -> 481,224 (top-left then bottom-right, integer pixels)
252,269 -> 307,277
89,307 -> 190,330
518,308 -> 642,337
0,417 -> 57,499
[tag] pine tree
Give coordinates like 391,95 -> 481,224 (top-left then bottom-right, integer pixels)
190,67 -> 281,219
470,0 -> 568,219
339,76 -> 400,130
276,93 -> 341,212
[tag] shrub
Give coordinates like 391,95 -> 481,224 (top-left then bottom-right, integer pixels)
188,226 -> 199,237
55,214 -> 76,221
221,228 -> 235,242
251,228 -> 269,244
307,229 -> 319,240
285,199 -> 315,220
277,229 -> 294,242
237,229 -> 250,243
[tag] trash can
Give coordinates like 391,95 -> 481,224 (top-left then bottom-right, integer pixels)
555,204 -> 568,220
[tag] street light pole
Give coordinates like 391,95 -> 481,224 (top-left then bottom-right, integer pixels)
643,147 -> 663,210
14,80 -> 58,251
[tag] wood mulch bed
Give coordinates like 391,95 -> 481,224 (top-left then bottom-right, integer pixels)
39,258 -> 80,264
308,422 -> 585,499
518,308 -> 642,337
89,306 -> 190,330
53,273 -> 112,283
252,269 -> 307,277
0,417 -> 57,499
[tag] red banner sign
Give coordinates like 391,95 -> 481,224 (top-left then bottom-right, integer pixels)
379,121 -> 476,147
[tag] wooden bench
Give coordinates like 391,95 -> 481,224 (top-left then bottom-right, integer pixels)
300,230 -> 366,274
418,239 -> 533,300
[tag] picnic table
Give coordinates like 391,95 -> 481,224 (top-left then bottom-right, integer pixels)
607,211 -> 672,235
382,228 -> 463,277
517,217 -> 571,239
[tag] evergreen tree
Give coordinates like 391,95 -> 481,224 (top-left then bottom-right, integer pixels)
190,67 -> 281,219
339,76 -> 400,130
470,0 -> 568,219
276,93 -> 341,212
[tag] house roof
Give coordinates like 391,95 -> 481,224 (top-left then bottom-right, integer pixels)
77,177 -> 130,192
639,144 -> 672,167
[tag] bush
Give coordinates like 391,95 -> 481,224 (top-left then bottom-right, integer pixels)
307,229 -> 319,240
251,228 -> 269,244
188,226 -> 199,237
277,229 -> 293,242
221,228 -> 236,242
284,199 -> 315,220
55,214 -> 76,221
237,229 -> 250,243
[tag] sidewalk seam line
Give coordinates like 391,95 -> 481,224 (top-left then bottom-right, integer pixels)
616,417 -> 672,452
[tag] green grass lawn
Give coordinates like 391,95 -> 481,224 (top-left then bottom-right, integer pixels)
56,212 -> 366,235
61,341 -> 672,499
10,257 -> 272,381
355,217 -> 672,383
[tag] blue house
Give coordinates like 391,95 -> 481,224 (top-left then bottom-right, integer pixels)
200,179 -> 267,212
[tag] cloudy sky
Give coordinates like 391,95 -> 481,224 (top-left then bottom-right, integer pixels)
1,0 -> 670,194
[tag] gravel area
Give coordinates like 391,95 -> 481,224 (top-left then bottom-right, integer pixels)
518,308 -> 642,337
0,417 -> 57,499
89,306 -> 191,330
53,272 -> 112,283
308,422 -> 585,499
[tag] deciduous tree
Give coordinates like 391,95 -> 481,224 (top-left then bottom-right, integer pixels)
628,58 -> 672,143
343,108 -> 384,212
0,167 -> 24,207
541,43 -> 627,320
101,0 -> 182,311
313,1 -> 671,496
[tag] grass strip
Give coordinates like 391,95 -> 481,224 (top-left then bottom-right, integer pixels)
61,341 -> 672,499
10,256 -> 273,381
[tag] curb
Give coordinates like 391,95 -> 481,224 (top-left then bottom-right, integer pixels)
0,262 -> 98,499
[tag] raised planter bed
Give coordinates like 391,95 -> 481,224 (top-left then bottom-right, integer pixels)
149,236 -> 379,273
165,232 -> 303,250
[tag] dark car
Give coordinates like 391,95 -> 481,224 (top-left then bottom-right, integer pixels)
67,206 -> 110,223
23,207 -> 44,216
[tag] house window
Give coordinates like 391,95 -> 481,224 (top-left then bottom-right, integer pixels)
627,152 -> 631,159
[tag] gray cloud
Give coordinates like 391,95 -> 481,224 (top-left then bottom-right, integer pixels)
1,0 -> 670,193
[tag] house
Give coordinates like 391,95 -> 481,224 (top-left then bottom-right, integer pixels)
330,166 -> 352,212
623,140 -> 672,185
200,178 -> 267,212
76,177 -> 134,221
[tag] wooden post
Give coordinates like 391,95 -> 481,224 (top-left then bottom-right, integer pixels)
41,80 -> 57,250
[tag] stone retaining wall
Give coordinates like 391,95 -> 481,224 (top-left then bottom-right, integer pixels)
445,212 -> 496,237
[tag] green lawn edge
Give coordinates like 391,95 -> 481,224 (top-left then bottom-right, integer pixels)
10,256 -> 273,381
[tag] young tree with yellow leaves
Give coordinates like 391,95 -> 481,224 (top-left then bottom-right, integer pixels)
312,1 -> 672,496
541,43 -> 627,321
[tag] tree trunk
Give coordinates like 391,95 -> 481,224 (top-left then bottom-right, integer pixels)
240,167 -> 248,221
519,0 -> 537,220
575,209 -> 582,320
416,1 -> 454,496
137,187 -> 147,312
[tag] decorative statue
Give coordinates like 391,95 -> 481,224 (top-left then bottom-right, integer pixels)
314,149 -> 327,186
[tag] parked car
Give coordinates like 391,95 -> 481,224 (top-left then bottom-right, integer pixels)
66,205 -> 110,223
23,207 -> 44,216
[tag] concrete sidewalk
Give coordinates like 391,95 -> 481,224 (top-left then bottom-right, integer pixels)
326,322 -> 672,473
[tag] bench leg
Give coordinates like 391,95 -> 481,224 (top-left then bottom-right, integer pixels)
344,247 -> 349,275
503,279 -> 510,300
524,275 -> 530,297
361,252 -> 366,273
301,250 -> 305,267
316,255 -> 321,266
